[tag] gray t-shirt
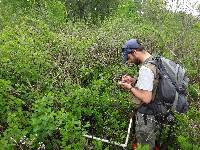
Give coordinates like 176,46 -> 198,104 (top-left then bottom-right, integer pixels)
135,65 -> 154,92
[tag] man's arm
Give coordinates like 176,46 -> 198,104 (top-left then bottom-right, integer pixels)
119,66 -> 154,104
118,81 -> 152,104
130,87 -> 152,104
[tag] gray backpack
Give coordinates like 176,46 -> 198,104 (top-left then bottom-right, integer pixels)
138,57 -> 189,115
150,56 -> 189,114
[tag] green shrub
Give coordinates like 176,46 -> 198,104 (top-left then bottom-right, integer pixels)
0,0 -> 199,149
63,0 -> 121,23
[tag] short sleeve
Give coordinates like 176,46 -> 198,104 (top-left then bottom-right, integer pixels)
135,66 -> 154,91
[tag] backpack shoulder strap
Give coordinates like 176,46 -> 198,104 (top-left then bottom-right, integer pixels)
143,56 -> 160,80
144,62 -> 159,79
143,61 -> 160,101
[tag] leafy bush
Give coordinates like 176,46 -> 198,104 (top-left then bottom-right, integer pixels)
0,0 -> 199,149
63,0 -> 121,23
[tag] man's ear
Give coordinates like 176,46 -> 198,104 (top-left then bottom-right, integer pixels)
131,49 -> 136,54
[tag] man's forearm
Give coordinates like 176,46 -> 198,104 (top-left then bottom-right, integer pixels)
130,87 -> 152,104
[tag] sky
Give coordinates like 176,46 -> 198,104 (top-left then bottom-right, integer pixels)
166,0 -> 200,16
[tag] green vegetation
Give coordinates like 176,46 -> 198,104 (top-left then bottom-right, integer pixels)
0,0 -> 199,149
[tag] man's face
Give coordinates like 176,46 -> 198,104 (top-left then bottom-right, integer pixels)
127,51 -> 140,65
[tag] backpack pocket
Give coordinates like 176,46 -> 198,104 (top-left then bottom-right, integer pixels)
176,94 -> 189,113
156,74 -> 176,104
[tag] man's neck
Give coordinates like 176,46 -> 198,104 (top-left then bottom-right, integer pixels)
140,52 -> 152,64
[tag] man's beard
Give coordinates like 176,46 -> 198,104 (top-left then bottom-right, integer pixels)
133,58 -> 141,66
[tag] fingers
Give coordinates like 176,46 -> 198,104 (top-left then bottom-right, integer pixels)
122,74 -> 129,80
118,81 -> 132,90
122,75 -> 134,84
118,81 -> 126,88
122,75 -> 133,80
118,81 -> 124,85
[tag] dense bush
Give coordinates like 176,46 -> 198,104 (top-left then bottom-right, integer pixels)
63,0 -> 121,23
0,0 -> 199,149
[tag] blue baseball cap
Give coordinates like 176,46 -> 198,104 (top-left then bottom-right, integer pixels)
122,39 -> 140,62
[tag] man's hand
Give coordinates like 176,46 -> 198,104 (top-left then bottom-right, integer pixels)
118,81 -> 143,105
121,75 -> 137,85
118,80 -> 152,104
118,81 -> 132,91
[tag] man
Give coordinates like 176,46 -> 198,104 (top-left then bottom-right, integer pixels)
118,39 -> 160,150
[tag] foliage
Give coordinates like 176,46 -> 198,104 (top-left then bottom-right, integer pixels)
0,0 -> 199,149
63,0 -> 121,23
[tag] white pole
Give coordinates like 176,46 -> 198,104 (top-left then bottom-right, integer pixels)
83,134 -> 127,148
125,117 -> 133,146
83,117 -> 133,148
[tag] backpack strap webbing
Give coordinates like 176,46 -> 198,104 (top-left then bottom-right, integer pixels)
171,91 -> 179,112
143,62 -> 159,101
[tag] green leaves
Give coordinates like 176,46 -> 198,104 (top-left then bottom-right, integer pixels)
189,83 -> 199,100
64,0 -> 121,24
0,0 -> 200,149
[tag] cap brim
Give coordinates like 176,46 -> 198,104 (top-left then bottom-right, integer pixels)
122,48 -> 132,63
123,52 -> 128,62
